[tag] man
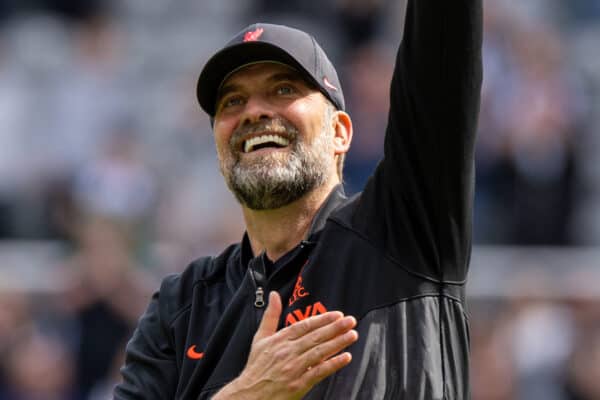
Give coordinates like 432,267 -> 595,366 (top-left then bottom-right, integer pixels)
115,0 -> 482,398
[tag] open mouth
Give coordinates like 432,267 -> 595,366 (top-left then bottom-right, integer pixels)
243,134 -> 290,153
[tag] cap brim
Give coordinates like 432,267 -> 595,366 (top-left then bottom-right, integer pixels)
196,42 -> 314,116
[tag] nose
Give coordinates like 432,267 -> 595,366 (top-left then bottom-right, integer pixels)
239,95 -> 274,127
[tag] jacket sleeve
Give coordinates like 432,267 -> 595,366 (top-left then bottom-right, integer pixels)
113,276 -> 179,399
353,0 -> 483,282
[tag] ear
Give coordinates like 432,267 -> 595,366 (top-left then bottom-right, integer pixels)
331,111 -> 353,156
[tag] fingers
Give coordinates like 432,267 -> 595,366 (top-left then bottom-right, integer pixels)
279,311 -> 357,373
254,291 -> 282,342
304,352 -> 353,387
243,300 -> 359,399
295,315 -> 356,355
283,313 -> 358,379
299,327 -> 358,368
283,311 -> 345,340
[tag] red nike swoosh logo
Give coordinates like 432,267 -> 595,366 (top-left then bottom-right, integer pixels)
187,345 -> 204,360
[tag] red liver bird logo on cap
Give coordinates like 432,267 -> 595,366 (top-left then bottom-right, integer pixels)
244,28 -> 264,42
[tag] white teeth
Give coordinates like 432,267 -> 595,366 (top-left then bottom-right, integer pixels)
243,134 -> 290,153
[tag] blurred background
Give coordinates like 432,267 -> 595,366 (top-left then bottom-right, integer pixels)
0,0 -> 599,398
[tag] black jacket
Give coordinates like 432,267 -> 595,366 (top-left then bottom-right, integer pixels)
114,0 -> 483,398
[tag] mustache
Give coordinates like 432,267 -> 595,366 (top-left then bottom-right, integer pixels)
230,118 -> 299,149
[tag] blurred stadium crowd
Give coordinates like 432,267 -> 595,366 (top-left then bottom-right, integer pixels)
0,0 -> 599,398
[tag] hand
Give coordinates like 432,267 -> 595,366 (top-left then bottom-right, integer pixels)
213,291 -> 358,400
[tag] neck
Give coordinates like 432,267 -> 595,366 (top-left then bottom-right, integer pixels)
242,180 -> 338,262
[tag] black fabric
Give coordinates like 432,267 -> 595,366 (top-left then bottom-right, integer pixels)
115,0 -> 482,398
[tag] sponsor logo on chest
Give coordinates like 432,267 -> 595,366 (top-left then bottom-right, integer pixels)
284,263 -> 328,326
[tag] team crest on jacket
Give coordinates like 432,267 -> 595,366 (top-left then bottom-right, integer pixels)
288,275 -> 309,306
285,261 -> 327,325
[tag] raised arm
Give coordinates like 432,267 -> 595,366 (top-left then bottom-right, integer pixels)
353,0 -> 483,281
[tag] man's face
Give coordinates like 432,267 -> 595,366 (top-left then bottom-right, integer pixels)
212,62 -> 336,210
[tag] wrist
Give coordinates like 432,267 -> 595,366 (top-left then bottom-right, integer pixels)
212,377 -> 254,400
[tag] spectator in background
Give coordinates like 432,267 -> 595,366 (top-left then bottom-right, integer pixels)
473,0 -> 518,243
0,1 -> 12,23
45,13 -> 128,175
25,12 -> 130,241
470,310 -> 516,400
71,122 -> 157,231
250,0 -> 335,22
341,41 -> 392,194
506,26 -> 581,245
507,295 -> 574,399
0,292 -> 31,391
475,1 -> 584,245
1,330 -> 75,400
563,325 -> 600,400
0,34 -> 30,237
34,0 -> 108,22
566,0 -> 600,24
0,7 -> 130,240
333,0 -> 389,48
0,0 -> 107,25
60,215 -> 152,398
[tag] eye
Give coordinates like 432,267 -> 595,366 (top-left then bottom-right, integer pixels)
219,95 -> 244,110
275,84 -> 295,96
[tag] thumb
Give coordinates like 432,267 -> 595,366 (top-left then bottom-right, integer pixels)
254,291 -> 282,342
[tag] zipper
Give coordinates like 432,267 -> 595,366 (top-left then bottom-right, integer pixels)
254,286 -> 265,308
249,256 -> 267,310
249,241 -> 315,310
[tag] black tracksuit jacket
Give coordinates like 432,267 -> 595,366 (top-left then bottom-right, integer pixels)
114,0 -> 483,398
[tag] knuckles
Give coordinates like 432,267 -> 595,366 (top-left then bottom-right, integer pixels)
280,361 -> 296,376
310,346 -> 325,363
293,319 -> 313,337
273,349 -> 289,363
286,380 -> 305,393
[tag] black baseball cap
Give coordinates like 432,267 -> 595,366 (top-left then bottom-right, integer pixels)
196,23 -> 345,117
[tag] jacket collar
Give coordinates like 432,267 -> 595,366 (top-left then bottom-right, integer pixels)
306,184 -> 346,238
239,184 -> 347,265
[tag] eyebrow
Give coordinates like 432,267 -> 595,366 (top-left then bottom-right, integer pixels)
216,71 -> 311,104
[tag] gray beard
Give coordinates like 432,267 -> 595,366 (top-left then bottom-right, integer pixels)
221,121 -> 332,210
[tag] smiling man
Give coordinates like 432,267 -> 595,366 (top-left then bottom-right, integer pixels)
214,63 -> 345,215
115,1 -> 482,399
